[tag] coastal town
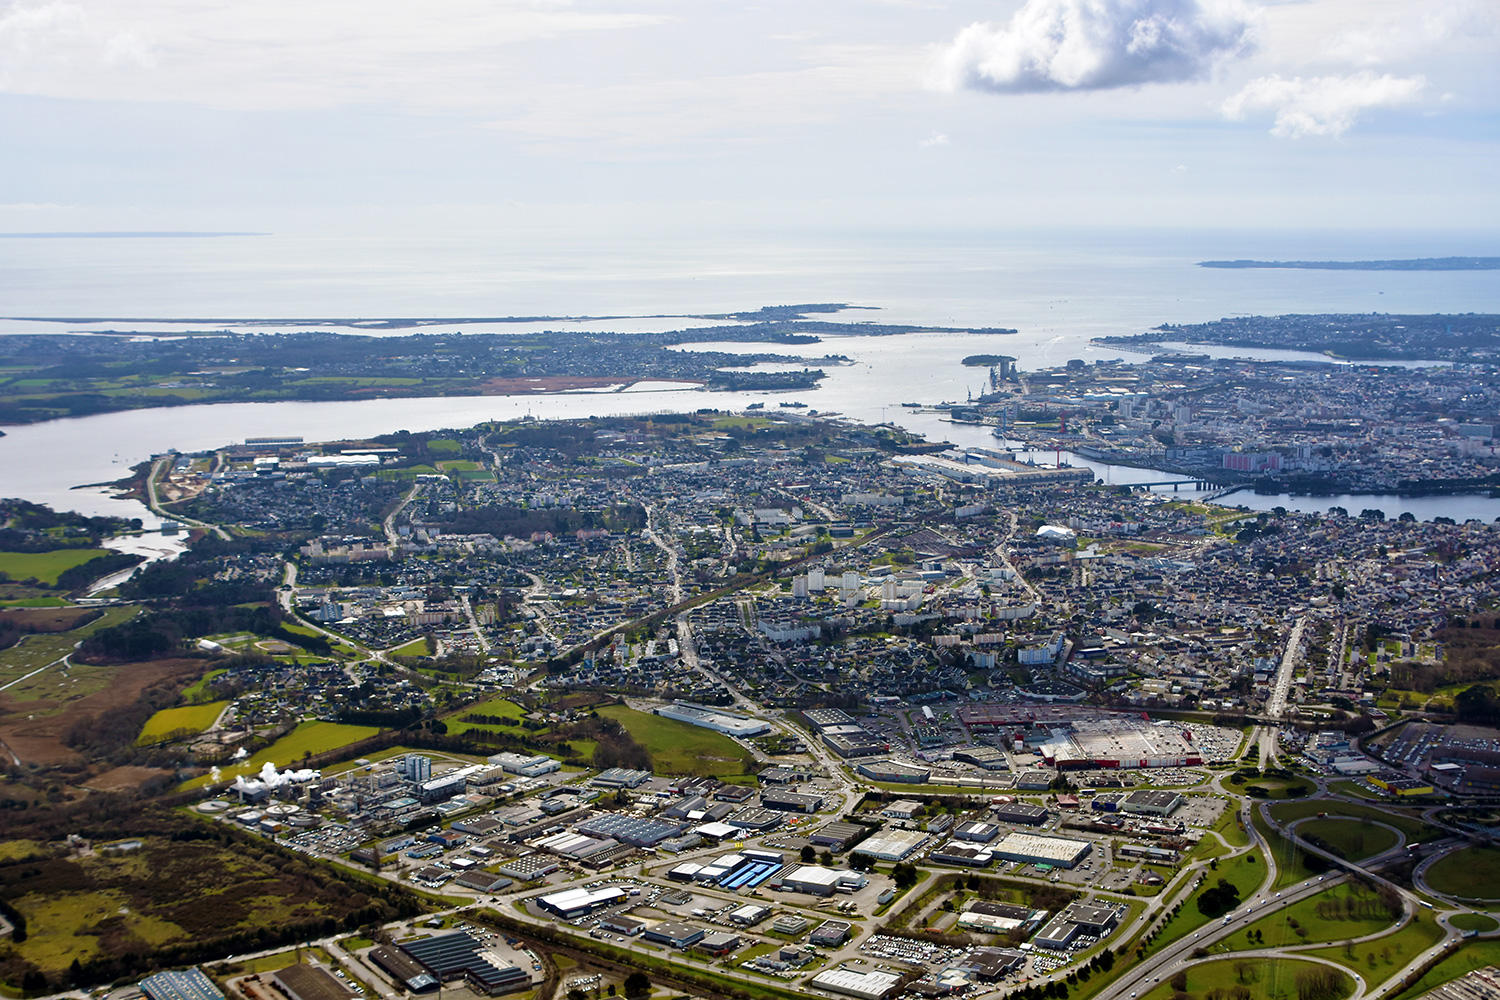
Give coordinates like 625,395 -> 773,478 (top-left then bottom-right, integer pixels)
4,395 -> 1500,1000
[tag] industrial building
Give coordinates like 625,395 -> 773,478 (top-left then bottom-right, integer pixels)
954,821 -> 1001,842
642,921 -> 705,949
772,914 -> 811,935
991,832 -> 1091,868
655,703 -> 771,737
810,822 -> 866,851
1120,790 -> 1184,817
495,855 -> 560,881
573,813 -> 683,847
774,864 -> 868,897
591,768 -> 652,788
487,752 -> 562,777
855,759 -> 931,783
810,968 -> 901,1000
397,932 -> 530,995
955,901 -> 1046,935
928,842 -> 994,867
697,931 -> 743,956
809,920 -> 853,946
853,829 -> 928,862
270,965 -> 359,1000
141,970 -> 225,1000
761,790 -> 824,813
991,802 -> 1049,825
953,746 -> 1009,770
536,885 -> 629,919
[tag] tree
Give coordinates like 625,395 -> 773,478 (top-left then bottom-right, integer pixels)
801,845 -> 816,864
1170,971 -> 1189,991
623,972 -> 651,999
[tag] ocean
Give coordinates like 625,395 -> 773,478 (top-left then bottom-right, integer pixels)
3,225 -> 1499,525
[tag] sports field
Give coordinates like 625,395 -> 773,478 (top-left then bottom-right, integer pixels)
597,704 -> 757,782
137,700 -> 228,745
0,548 -> 112,586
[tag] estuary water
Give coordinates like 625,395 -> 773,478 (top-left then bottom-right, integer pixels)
3,225 -> 1499,526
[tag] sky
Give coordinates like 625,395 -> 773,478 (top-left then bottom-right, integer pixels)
0,0 -> 1496,233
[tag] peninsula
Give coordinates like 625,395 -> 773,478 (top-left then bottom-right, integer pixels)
1198,256 -> 1500,270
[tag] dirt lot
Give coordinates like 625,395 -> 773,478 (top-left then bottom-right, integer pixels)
0,657 -> 202,764
85,766 -> 174,792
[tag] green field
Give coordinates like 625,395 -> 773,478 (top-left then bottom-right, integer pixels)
180,668 -> 228,703
1296,817 -> 1400,860
1390,939 -> 1500,1000
448,696 -> 528,735
1450,913 -> 1499,932
597,704 -> 758,782
138,700 -> 228,745
1148,849 -> 1268,955
0,605 -> 139,692
1223,881 -> 1399,951
1304,913 -> 1445,988
1134,957 -> 1353,1000
182,721 -> 381,788
0,548 -> 113,586
1425,846 -> 1500,899
1268,799 -> 1434,840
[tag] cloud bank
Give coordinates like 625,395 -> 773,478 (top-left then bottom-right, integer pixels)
930,0 -> 1256,94
1221,70 -> 1426,138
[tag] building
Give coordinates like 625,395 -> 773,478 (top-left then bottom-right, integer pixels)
853,829 -> 928,862
600,915 -> 645,936
697,931 -> 743,956
592,768 -> 652,788
730,904 -> 771,926
776,864 -> 867,897
991,832 -> 1091,868
929,842 -> 994,867
141,970 -> 225,1000
761,790 -> 824,813
405,755 -> 433,782
772,914 -> 810,935
496,855 -> 560,881
855,759 -> 931,783
809,920 -> 854,946
537,886 -> 629,919
957,947 -> 1028,981
955,901 -> 1046,935
397,932 -> 529,995
882,800 -> 924,820
954,821 -> 1001,843
642,921 -> 705,949
810,822 -> 866,851
1368,774 -> 1435,796
369,946 -> 440,993
656,703 -> 771,737
487,752 -> 561,777
270,965 -> 359,1000
953,746 -> 1009,770
992,803 -> 1048,826
811,969 -> 901,1000
1120,790 -> 1184,817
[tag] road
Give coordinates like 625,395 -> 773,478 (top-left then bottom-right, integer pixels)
1265,615 -> 1307,719
145,455 -> 230,540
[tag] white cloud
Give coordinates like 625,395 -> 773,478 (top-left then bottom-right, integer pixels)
0,1 -> 85,85
930,0 -> 1257,94
103,30 -> 153,68
1324,0 -> 1498,68
920,130 -> 949,147
1220,70 -> 1426,137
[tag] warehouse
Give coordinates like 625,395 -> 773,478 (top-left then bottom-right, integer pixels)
1032,917 -> 1080,950
824,731 -> 890,758
496,855 -> 560,881
954,821 -> 1000,842
270,965 -> 359,1000
537,885 -> 629,919
853,829 -> 928,862
487,752 -> 562,777
775,864 -> 868,897
655,703 -> 771,737
991,832 -> 1091,868
855,759 -> 931,783
761,790 -> 824,813
956,901 -> 1046,935
992,802 -> 1049,826
809,920 -> 853,946
399,932 -> 530,995
929,842 -> 993,867
369,946 -> 439,993
730,903 -> 771,925
600,915 -> 645,936
953,746 -> 1009,770
574,814 -> 683,847
810,822 -> 866,851
811,968 -> 901,1000
642,921 -> 705,949
1120,790 -> 1184,817
697,931 -> 743,956
141,970 -> 225,1000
